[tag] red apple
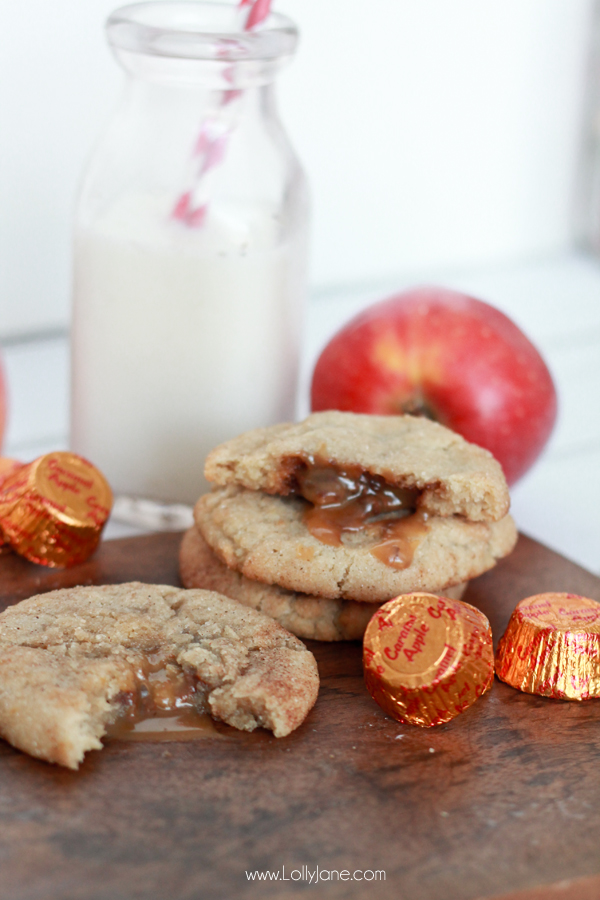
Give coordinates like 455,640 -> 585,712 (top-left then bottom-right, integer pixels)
310,286 -> 557,485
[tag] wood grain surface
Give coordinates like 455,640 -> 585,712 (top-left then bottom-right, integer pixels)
0,532 -> 599,900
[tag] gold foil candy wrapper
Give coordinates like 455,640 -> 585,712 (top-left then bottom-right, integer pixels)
0,458 -> 24,553
0,452 -> 113,568
495,593 -> 600,700
0,458 -> 23,486
363,592 -> 494,727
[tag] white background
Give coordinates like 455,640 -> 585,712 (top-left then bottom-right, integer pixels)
0,0 -> 596,338
0,0 -> 599,575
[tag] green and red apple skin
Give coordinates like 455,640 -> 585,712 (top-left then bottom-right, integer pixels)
310,287 -> 557,485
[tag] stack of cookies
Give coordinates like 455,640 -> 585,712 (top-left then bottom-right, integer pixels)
180,412 -> 517,641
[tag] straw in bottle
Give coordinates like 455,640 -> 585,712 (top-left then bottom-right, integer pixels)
172,0 -> 273,227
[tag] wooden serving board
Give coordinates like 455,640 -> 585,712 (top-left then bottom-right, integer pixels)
0,532 -> 599,900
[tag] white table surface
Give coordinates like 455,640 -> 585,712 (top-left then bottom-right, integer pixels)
2,249 -> 599,577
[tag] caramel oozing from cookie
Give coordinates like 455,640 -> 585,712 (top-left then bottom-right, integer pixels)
296,461 -> 428,570
106,652 -> 221,742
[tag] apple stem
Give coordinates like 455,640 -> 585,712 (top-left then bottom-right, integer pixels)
400,397 -> 437,421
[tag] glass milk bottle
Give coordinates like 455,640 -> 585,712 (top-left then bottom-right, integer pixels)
71,2 -> 308,505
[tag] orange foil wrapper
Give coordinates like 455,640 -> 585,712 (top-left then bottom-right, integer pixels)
0,458 -> 23,486
0,458 -> 24,552
363,592 -> 494,727
0,451 -> 113,568
495,593 -> 600,700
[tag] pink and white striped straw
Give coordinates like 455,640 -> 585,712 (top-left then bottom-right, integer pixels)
240,0 -> 272,30
172,0 -> 273,227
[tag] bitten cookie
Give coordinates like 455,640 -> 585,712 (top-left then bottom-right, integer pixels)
179,526 -> 468,641
195,487 -> 517,602
0,583 -> 319,769
204,411 -> 510,523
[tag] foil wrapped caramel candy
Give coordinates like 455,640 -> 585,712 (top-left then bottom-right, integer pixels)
0,458 -> 23,485
0,458 -> 24,553
495,593 -> 600,700
0,451 -> 112,567
363,592 -> 494,727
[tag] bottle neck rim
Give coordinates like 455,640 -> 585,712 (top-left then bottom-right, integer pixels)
106,1 -> 298,63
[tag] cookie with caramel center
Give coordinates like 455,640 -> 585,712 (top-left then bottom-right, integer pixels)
179,526 -> 468,641
195,486 -> 517,602
0,583 -> 319,768
204,411 -> 510,523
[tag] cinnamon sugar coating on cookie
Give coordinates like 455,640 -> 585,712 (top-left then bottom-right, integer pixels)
204,412 -> 510,523
195,487 -> 517,603
179,527 -> 467,641
0,583 -> 319,768
180,527 -> 374,640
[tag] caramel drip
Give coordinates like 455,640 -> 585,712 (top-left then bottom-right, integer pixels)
107,710 -> 221,742
105,653 -> 222,743
297,462 -> 428,570
369,512 -> 429,568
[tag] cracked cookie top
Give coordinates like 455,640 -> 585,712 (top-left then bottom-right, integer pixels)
204,411 -> 510,523
0,583 -> 319,768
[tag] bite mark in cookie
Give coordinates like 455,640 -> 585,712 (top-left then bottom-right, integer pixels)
0,583 -> 319,768
204,412 -> 510,523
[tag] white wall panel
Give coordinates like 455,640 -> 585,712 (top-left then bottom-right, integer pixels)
0,0 -> 594,338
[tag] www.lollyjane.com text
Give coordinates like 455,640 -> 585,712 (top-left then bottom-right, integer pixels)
245,866 -> 386,884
